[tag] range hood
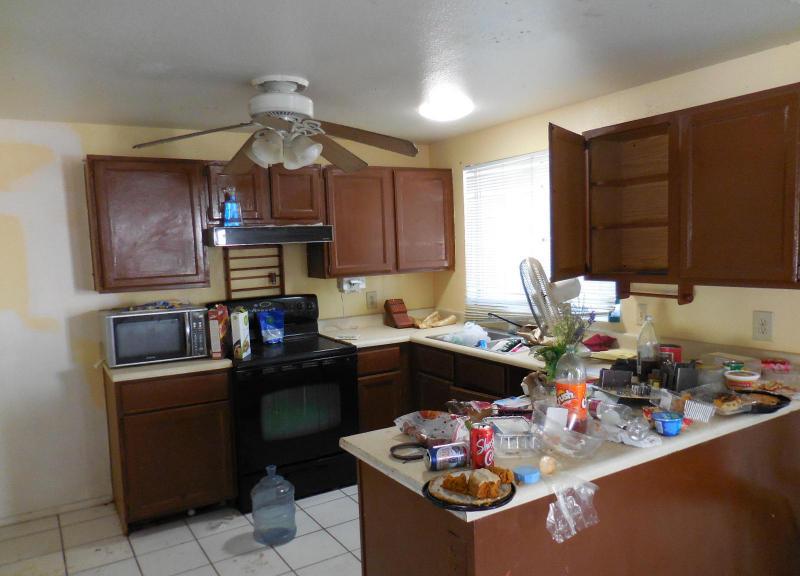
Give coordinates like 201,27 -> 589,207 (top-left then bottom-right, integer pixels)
204,225 -> 333,247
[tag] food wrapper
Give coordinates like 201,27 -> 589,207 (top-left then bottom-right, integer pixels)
445,400 -> 495,423
394,411 -> 469,448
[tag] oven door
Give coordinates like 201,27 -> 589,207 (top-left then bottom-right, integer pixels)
233,354 -> 358,475
108,311 -> 191,367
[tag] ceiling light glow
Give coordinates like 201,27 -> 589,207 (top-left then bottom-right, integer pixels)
418,86 -> 474,122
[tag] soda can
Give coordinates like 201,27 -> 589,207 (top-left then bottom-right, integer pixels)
470,424 -> 495,468
424,442 -> 469,471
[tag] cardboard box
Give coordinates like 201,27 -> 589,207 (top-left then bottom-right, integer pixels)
230,310 -> 251,360
207,304 -> 229,359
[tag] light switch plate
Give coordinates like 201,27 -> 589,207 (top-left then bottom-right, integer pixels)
753,310 -> 773,341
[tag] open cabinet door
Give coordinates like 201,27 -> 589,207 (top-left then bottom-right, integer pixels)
549,123 -> 587,281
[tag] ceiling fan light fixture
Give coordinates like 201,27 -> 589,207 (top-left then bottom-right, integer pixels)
283,134 -> 323,170
246,130 -> 283,167
418,85 -> 474,122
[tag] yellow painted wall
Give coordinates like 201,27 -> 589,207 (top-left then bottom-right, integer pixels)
0,119 -> 433,522
429,39 -> 800,354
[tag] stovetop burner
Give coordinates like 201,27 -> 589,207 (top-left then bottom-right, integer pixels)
220,294 -> 356,370
234,334 -> 355,370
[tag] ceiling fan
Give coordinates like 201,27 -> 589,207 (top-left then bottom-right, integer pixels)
133,74 -> 418,174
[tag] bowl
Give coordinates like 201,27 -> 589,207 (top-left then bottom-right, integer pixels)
531,401 -> 606,459
724,370 -> 760,391
651,411 -> 683,436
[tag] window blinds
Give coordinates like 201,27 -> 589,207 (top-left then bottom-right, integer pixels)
463,151 -> 616,321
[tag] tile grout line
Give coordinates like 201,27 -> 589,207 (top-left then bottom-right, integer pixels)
188,520 -> 222,576
56,514 -> 69,576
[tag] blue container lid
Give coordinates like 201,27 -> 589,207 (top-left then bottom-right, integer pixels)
513,465 -> 541,484
652,411 -> 682,422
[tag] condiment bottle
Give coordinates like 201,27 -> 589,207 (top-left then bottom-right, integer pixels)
554,345 -> 588,433
637,315 -> 659,379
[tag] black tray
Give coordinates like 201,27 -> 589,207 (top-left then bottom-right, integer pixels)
421,480 -> 516,512
740,391 -> 791,414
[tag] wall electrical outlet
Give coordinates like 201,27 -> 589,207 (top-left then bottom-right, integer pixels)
637,303 -> 648,326
366,291 -> 378,310
753,310 -> 773,341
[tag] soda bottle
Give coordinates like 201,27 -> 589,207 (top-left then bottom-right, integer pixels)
637,315 -> 660,379
251,465 -> 296,546
554,345 -> 588,433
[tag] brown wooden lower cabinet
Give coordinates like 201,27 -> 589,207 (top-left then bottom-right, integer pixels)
357,344 -> 410,432
412,344 -> 531,411
104,369 -> 235,531
358,371 -> 404,432
415,372 -> 452,412
357,410 -> 800,576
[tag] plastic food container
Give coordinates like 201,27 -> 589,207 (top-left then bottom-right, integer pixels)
652,411 -> 683,436
724,370 -> 761,391
531,401 -> 606,459
483,416 -> 538,458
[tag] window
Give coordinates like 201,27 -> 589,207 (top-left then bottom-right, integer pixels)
463,151 -> 617,321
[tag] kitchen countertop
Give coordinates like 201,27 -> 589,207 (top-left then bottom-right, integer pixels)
103,358 -> 233,382
340,399 -> 800,522
319,321 -> 611,376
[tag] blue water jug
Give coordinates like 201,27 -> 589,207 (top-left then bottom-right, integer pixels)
251,465 -> 296,545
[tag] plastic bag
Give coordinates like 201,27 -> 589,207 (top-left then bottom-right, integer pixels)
394,411 -> 469,448
439,322 -> 488,347
257,309 -> 284,344
545,476 -> 599,543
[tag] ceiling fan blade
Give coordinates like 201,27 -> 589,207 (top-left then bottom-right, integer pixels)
132,122 -> 255,149
311,134 -> 369,173
222,133 -> 257,175
317,120 -> 418,157
255,115 -> 293,132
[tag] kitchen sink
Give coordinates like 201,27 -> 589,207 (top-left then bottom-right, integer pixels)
427,327 -> 527,352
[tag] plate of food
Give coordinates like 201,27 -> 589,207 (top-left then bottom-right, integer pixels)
422,467 -> 516,511
712,391 -> 790,415
737,391 -> 790,414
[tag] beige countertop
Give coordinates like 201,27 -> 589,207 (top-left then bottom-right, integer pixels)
103,358 -> 232,382
319,321 -> 612,376
340,400 -> 800,522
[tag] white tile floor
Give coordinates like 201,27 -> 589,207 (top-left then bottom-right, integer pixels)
0,488 -> 361,576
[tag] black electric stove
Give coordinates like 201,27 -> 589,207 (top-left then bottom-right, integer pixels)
221,295 -> 358,512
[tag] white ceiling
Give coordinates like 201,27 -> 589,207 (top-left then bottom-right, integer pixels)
3,0 -> 800,143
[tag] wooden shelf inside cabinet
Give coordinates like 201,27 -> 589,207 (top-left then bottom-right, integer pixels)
590,174 -> 669,188
591,226 -> 669,274
591,221 -> 669,231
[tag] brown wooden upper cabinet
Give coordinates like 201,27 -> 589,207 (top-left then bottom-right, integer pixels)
205,163 -> 322,225
679,89 -> 799,285
549,117 -> 679,284
313,167 -> 396,277
394,169 -> 455,272
85,156 -> 209,292
205,161 -> 270,225
269,164 -> 325,223
307,166 -> 455,278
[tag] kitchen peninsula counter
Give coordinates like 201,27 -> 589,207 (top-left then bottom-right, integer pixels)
341,403 -> 800,575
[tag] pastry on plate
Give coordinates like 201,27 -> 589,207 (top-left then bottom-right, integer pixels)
441,472 -> 468,495
468,468 -> 501,499
486,465 -> 514,484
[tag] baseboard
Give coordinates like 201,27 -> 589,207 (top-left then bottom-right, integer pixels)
0,494 -> 113,528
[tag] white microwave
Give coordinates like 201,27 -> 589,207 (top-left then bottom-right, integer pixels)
101,305 -> 208,368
